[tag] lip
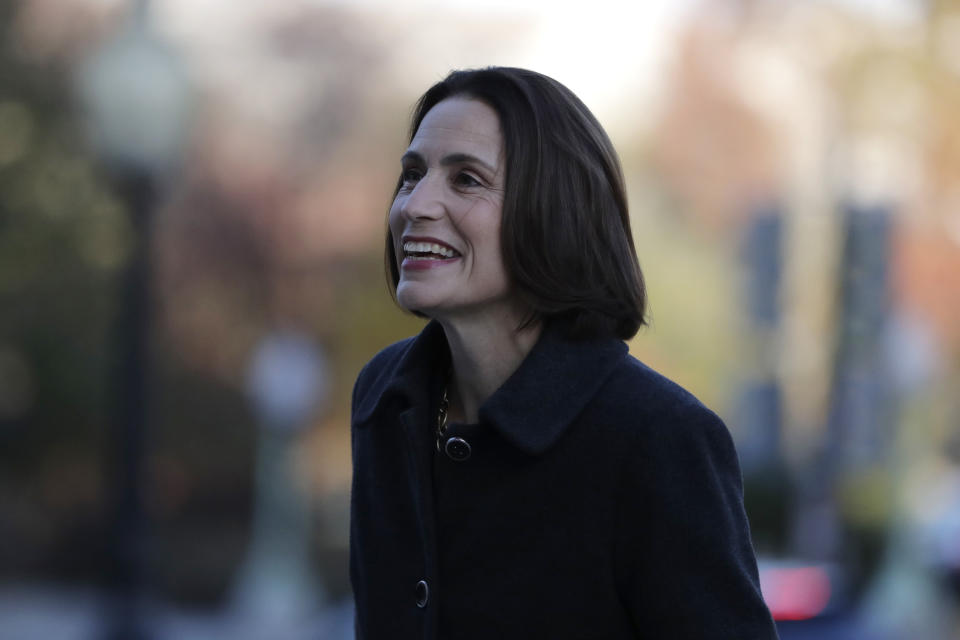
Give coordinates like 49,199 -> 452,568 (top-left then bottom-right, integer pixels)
399,235 -> 461,271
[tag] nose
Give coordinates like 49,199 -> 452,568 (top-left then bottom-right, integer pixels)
400,173 -> 444,221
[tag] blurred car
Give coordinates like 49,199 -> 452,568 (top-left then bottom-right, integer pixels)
758,558 -> 849,622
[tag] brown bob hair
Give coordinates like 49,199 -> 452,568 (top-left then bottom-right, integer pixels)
386,67 -> 647,341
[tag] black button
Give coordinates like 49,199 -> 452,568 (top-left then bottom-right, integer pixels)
415,579 -> 429,608
445,437 -> 471,461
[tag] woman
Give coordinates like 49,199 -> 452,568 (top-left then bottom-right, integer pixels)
351,67 -> 778,639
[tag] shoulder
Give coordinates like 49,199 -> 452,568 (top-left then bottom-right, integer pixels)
352,320 -> 448,425
596,356 -> 746,537
592,354 -> 736,462
598,354 -> 725,429
351,336 -> 416,413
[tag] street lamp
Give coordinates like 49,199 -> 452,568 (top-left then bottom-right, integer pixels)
234,329 -> 329,628
78,1 -> 191,177
76,2 -> 191,638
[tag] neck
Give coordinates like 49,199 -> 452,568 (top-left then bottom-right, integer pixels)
438,311 -> 541,424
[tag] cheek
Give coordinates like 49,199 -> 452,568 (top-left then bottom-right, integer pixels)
388,201 -> 404,257
388,199 -> 403,233
477,226 -> 508,281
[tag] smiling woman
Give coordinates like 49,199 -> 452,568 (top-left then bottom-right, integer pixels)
388,97 -> 511,325
350,67 -> 778,639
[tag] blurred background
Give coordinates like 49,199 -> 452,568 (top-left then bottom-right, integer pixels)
0,0 -> 958,637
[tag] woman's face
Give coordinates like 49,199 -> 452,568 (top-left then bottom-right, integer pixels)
389,97 -> 512,322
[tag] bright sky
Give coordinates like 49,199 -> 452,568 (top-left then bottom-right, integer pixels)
144,0 -> 932,144
155,0 -> 698,137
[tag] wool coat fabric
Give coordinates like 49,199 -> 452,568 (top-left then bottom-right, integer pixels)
350,320 -> 778,639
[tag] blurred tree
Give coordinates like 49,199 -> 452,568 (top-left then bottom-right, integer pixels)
0,0 -> 259,605
0,0 -> 123,580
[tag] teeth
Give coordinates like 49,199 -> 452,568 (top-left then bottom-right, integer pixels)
403,241 -> 457,258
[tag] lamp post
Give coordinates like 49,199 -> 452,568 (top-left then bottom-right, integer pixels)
234,329 -> 329,628
77,2 -> 191,638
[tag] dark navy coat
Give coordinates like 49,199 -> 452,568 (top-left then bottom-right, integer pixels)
350,321 -> 778,639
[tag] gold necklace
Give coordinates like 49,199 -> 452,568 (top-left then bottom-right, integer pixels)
435,386 -> 449,452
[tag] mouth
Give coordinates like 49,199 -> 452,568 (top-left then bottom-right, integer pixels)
401,239 -> 461,261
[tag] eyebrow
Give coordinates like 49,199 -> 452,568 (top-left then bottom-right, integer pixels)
401,150 -> 497,175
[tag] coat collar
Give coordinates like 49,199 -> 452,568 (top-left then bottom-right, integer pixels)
354,320 -> 628,456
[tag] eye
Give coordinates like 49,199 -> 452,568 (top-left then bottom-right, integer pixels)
400,166 -> 423,186
404,167 -> 424,182
453,171 -> 481,188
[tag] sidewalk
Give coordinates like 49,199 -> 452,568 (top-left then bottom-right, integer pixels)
0,584 -> 354,640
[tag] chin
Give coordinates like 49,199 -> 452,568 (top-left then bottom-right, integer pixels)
396,287 -> 441,315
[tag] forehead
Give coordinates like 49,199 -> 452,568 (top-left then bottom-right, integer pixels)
408,97 -> 503,162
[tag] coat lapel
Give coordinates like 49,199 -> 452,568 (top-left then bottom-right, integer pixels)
353,320 -> 448,429
479,325 -> 628,455
356,320 -> 628,456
